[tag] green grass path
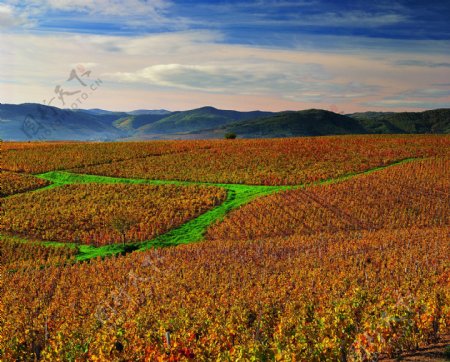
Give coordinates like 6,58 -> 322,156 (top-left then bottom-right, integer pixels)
2,157 -> 417,261
34,171 -> 289,260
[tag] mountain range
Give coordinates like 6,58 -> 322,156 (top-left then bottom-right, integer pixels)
0,103 -> 449,141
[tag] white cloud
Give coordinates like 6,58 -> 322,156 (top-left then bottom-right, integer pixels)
69,62 -> 99,69
6,0 -> 171,17
1,30 -> 449,111
0,0 -> 173,30
0,3 -> 29,28
394,60 -> 450,68
311,11 -> 406,27
363,99 -> 450,109
107,62 -> 330,94
43,0 -> 171,17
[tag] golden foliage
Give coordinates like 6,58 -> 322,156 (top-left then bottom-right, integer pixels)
2,135 -> 448,185
0,228 -> 448,360
206,157 -> 449,240
0,171 -> 50,197
2,183 -> 226,245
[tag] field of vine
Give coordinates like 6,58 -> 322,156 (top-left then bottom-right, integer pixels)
2,135 -> 448,185
0,235 -> 76,270
0,228 -> 448,360
0,171 -> 50,197
1,141 -> 196,174
206,157 -> 449,240
75,135 -> 448,185
1,183 -> 226,245
0,136 -> 449,361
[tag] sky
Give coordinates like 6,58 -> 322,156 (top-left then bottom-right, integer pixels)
0,0 -> 449,112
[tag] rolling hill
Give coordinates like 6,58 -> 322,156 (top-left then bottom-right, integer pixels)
349,109 -> 450,134
0,103 -> 448,141
222,109 -> 367,138
134,106 -> 273,135
0,103 -> 125,141
218,108 -> 450,138
127,109 -> 171,116
113,114 -> 171,133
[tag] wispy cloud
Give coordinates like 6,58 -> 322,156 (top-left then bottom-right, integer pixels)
107,61 -> 330,94
396,88 -> 450,98
394,60 -> 450,68
363,100 -> 450,109
1,0 -> 177,32
1,1 -> 450,112
362,86 -> 450,109
291,11 -> 407,28
286,82 -> 381,103
43,0 -> 171,16
0,3 -> 31,28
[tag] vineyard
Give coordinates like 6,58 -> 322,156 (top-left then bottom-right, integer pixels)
1,141 -> 195,174
0,229 -> 448,361
2,135 -> 448,184
74,135 -> 448,185
0,135 -> 449,361
2,183 -> 226,246
0,235 -> 76,269
206,157 -> 449,240
0,171 -> 50,197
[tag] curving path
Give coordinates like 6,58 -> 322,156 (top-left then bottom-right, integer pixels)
1,157 -> 418,261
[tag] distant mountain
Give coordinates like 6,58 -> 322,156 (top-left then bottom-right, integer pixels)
222,109 -> 367,138
114,113 -> 171,133
349,109 -> 450,134
0,103 -> 448,141
127,109 -> 171,116
81,108 -> 122,116
218,108 -> 450,138
0,103 -> 125,141
135,106 -> 274,135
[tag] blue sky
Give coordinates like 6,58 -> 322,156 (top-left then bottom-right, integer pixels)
0,0 -> 449,111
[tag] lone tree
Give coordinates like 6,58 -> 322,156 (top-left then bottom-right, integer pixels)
224,132 -> 237,139
111,215 -> 137,244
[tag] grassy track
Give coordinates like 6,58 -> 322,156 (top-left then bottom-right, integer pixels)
1,157 -> 418,261
34,171 -> 289,260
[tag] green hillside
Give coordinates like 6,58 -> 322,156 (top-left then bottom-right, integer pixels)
136,106 -> 273,134
114,114 -> 169,132
224,109 -> 367,137
349,108 -> 450,134
0,103 -> 125,141
222,108 -> 450,138
1,103 -> 448,141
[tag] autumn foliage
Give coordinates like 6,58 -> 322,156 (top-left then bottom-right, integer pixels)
1,183 -> 226,245
1,140 -> 199,174
2,135 -> 448,184
0,228 -> 448,360
206,157 -> 449,240
0,171 -> 50,197
0,136 -> 449,361
75,135 -> 448,185
0,235 -> 76,270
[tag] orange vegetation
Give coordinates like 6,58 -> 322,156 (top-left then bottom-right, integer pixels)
76,135 -> 449,185
2,136 -> 448,185
1,183 -> 226,245
206,157 -> 449,240
0,228 -> 448,360
0,171 -> 50,197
